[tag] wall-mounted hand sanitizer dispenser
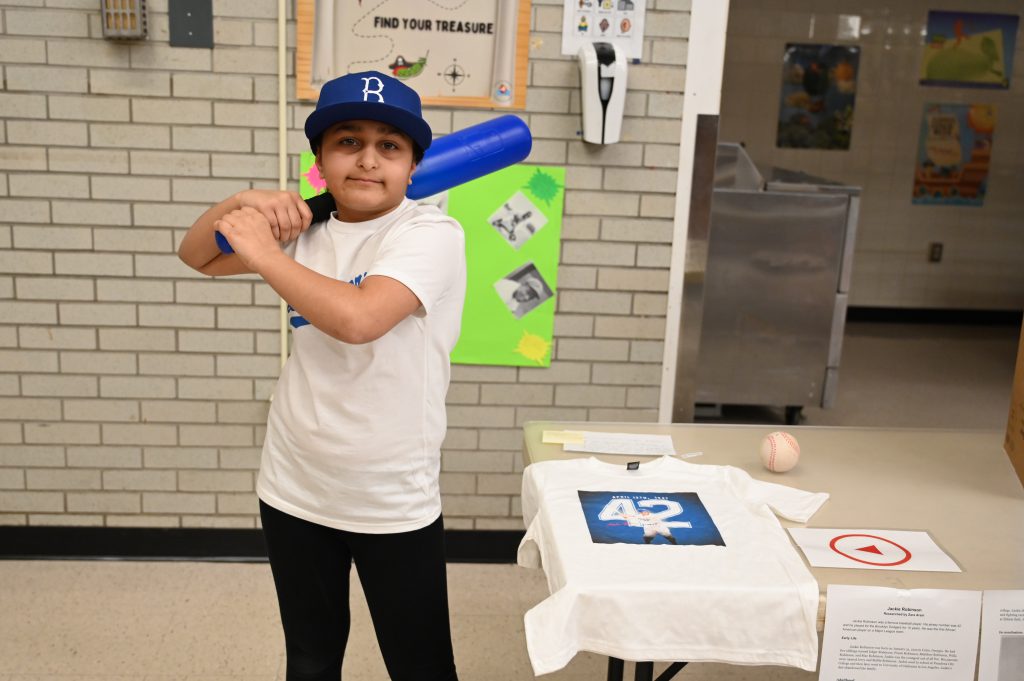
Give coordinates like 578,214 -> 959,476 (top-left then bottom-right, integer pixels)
578,41 -> 627,145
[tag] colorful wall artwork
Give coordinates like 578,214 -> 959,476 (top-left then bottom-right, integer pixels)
295,0 -> 531,108
920,11 -> 1019,90
299,154 -> 564,365
912,103 -> 996,207
776,43 -> 860,150
448,165 -> 565,367
561,0 -> 647,60
299,151 -> 327,200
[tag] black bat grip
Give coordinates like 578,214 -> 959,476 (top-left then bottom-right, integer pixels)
215,193 -> 336,254
305,192 -> 335,223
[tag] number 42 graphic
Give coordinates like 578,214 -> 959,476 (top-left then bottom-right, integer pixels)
598,498 -> 692,528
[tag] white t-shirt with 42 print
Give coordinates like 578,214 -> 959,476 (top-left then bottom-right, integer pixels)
256,198 -> 466,534
518,456 -> 829,675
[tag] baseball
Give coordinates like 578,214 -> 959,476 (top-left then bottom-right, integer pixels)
760,431 -> 800,473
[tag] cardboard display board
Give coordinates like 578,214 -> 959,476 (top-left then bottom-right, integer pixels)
1005,320 -> 1024,487
296,0 -> 530,109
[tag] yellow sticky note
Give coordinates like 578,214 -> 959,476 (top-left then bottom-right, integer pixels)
542,430 -> 585,445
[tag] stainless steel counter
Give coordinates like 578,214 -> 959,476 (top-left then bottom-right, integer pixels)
682,143 -> 860,420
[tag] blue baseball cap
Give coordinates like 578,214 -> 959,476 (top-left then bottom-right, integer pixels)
304,71 -> 432,153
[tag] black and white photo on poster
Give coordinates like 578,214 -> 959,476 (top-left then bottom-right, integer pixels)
493,262 -> 553,319
488,190 -> 547,250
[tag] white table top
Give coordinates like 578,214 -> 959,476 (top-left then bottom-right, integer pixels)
523,421 -> 1024,627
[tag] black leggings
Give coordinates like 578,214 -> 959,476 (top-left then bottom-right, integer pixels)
259,500 -> 459,681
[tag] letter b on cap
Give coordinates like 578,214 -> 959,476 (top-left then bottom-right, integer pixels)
361,77 -> 385,102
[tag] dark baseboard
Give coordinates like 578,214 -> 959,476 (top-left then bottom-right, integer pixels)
847,306 -> 1022,326
0,526 -> 523,564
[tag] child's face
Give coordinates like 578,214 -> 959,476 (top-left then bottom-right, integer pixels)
316,119 -> 417,222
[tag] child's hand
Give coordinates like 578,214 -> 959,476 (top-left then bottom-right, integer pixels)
214,207 -> 283,273
235,190 -> 314,243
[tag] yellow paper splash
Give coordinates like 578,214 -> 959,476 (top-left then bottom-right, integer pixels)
515,330 -> 551,364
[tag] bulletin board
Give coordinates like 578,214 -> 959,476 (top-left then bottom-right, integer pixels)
296,0 -> 531,109
448,164 -> 565,367
295,152 -> 565,367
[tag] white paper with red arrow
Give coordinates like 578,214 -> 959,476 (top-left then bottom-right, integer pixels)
787,528 -> 961,572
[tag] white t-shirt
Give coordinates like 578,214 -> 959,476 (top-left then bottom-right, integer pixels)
256,198 -> 466,534
518,456 -> 829,674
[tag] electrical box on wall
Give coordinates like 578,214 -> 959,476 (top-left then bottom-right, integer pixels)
169,0 -> 213,49
101,0 -> 148,40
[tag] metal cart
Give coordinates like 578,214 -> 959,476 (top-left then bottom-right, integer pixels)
693,143 -> 860,423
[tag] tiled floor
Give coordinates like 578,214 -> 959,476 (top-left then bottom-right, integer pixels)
0,560 -> 814,681
1,321 -> 1020,680
715,322 -> 1019,430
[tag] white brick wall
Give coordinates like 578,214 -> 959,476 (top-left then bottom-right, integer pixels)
0,1 -> 690,528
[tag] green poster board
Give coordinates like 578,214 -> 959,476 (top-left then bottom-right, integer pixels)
299,151 -> 327,199
448,165 -> 564,367
299,153 -> 564,366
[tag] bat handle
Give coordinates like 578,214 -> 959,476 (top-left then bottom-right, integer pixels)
215,193 -> 336,254
215,231 -> 234,254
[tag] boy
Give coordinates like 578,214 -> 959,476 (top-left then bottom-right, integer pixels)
178,71 -> 465,681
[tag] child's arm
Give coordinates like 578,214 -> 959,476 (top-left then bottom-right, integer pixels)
216,207 -> 422,344
178,190 -> 312,276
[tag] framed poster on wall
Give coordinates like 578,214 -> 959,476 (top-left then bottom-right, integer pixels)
296,0 -> 531,108
776,43 -> 860,150
912,103 -> 996,207
920,11 -> 1019,90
